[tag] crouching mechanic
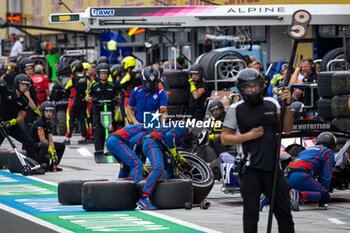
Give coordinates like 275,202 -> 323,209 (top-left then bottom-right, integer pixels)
105,123 -> 146,183
30,101 -> 65,171
286,132 -> 336,210
137,123 -> 204,210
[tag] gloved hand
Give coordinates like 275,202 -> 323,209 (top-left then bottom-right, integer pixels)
208,134 -> 215,144
48,146 -> 55,156
168,148 -> 191,166
8,119 -> 16,127
34,108 -> 42,117
188,78 -> 197,93
142,164 -> 149,177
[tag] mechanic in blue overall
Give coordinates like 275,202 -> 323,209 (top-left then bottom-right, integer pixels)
221,68 -> 294,233
286,132 -> 336,210
137,122 -> 202,210
126,66 -> 167,124
105,123 -> 146,184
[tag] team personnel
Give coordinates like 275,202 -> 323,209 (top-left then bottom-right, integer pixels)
31,65 -> 49,107
127,66 -> 167,124
137,123 -> 195,210
30,101 -> 65,172
106,123 -> 145,183
286,132 -> 336,210
188,64 -> 210,120
110,64 -> 122,82
63,60 -> 90,145
87,63 -> 119,157
0,74 -> 36,160
153,63 -> 171,98
221,68 -> 294,233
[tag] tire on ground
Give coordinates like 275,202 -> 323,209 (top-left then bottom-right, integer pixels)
332,71 -> 350,96
317,71 -> 336,98
178,151 -> 215,204
168,89 -> 189,105
331,118 -> 350,133
58,179 -> 108,205
317,98 -> 333,121
163,71 -> 188,88
56,110 -> 66,136
138,179 -> 193,209
320,47 -> 344,72
82,181 -> 138,211
332,95 -> 350,118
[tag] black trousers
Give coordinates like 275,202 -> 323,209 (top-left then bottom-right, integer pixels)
0,124 -> 35,160
240,168 -> 294,233
24,110 -> 38,135
33,141 -> 65,165
67,100 -> 87,138
92,109 -> 106,153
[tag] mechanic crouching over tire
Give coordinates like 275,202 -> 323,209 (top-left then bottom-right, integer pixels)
285,132 -> 336,210
221,68 -> 295,233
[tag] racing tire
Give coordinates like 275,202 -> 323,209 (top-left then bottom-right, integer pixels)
58,179 -> 108,205
138,179 -> 193,209
167,89 -> 190,105
82,181 -> 138,211
331,118 -> 350,133
317,98 -> 333,121
178,151 -> 215,204
346,39 -> 350,65
163,71 -> 188,88
56,110 -> 66,136
331,71 -> 350,96
320,47 -> 345,72
317,71 -> 336,98
332,95 -> 350,118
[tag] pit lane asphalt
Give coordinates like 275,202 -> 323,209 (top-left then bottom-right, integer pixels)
1,134 -> 350,233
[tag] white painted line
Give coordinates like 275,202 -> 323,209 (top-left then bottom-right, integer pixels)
144,211 -> 222,233
328,218 -> 346,225
0,203 -> 73,233
77,147 -> 92,156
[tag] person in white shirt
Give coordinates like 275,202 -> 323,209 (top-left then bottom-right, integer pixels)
8,33 -> 23,59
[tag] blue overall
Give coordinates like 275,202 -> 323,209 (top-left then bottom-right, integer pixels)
106,123 -> 144,184
286,145 -> 334,203
141,123 -> 189,196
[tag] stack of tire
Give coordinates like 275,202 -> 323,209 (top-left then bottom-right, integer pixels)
318,71 -> 350,132
162,71 -> 190,120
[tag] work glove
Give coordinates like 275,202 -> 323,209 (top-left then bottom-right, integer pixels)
48,146 -> 55,156
168,148 -> 191,167
188,78 -> 197,93
34,108 -> 42,117
208,134 -> 215,144
142,164 -> 149,177
7,119 -> 16,127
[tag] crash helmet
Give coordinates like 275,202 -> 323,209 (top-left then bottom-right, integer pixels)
189,64 -> 203,79
142,66 -> 160,92
186,127 -> 208,147
235,68 -> 265,105
70,60 -> 83,74
14,74 -> 31,92
121,56 -> 136,70
97,63 -> 110,80
19,58 -> 34,74
34,64 -> 44,74
83,62 -> 90,70
290,101 -> 306,119
40,101 -> 55,119
208,100 -> 224,116
316,132 -> 337,150
97,56 -> 109,65
110,64 -> 122,78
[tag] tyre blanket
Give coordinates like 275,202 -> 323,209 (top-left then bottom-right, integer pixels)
0,170 -> 211,233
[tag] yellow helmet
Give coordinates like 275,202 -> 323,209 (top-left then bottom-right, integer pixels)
83,62 -> 90,70
122,56 -> 136,70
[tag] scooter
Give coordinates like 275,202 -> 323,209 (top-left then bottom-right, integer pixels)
0,123 -> 41,176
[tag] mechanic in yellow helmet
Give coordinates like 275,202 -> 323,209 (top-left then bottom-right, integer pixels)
118,56 -> 142,126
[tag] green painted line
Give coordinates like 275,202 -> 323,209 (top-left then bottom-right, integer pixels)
36,212 -> 201,233
0,183 -> 57,197
107,155 -> 114,163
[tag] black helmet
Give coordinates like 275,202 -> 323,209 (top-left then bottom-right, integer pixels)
70,60 -> 83,74
40,101 -> 55,118
209,100 -> 224,113
291,101 -> 306,119
316,132 -> 337,150
97,56 -> 109,65
235,68 -> 265,105
142,66 -> 160,92
19,58 -> 34,74
186,127 -> 208,147
189,64 -> 203,79
110,64 -> 122,78
97,63 -> 110,77
14,74 -> 31,92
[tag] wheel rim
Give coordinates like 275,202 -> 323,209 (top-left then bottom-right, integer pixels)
178,155 -> 211,185
217,55 -> 245,79
328,54 -> 345,71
